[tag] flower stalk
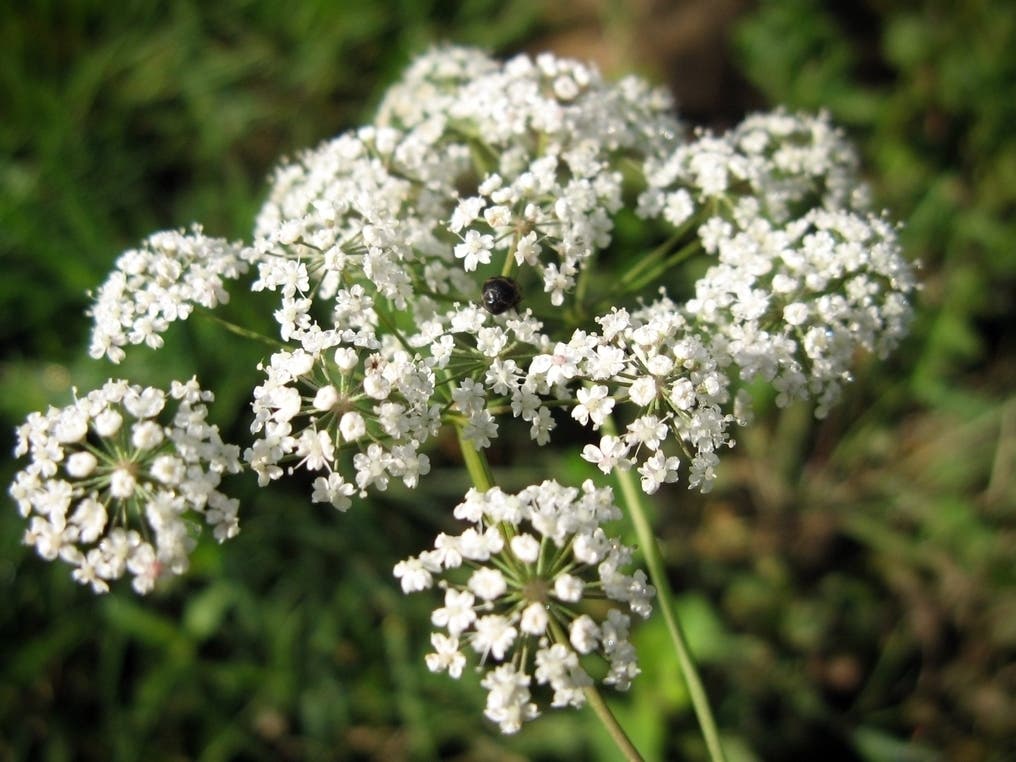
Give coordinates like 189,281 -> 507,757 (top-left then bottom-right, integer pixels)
604,416 -> 727,762
455,420 -> 495,492
548,617 -> 643,762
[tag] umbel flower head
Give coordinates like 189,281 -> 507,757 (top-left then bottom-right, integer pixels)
74,46 -> 916,509
394,480 -> 654,734
236,47 -> 914,501
244,335 -> 437,508
9,378 -> 242,594
88,226 -> 251,364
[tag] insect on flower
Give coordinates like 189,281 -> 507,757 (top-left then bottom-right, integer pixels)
481,276 -> 522,315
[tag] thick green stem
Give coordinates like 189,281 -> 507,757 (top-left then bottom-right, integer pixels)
451,420 -> 644,762
454,422 -> 495,491
604,417 -> 727,762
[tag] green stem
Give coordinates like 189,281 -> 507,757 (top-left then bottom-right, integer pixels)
604,417 -> 727,762
621,237 -> 703,294
501,235 -> 517,279
581,675 -> 644,762
548,618 -> 643,762
374,302 -> 415,354
451,420 -> 644,761
196,308 -> 282,348
618,230 -> 685,286
454,421 -> 494,491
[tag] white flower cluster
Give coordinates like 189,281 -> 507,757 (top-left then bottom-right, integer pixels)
246,47 -> 678,338
394,480 -> 653,734
683,207 -> 914,416
9,379 -> 241,593
226,48 -> 914,500
234,50 -> 676,500
639,110 -> 868,225
245,337 -> 437,509
10,44 -> 917,747
376,46 -> 679,303
88,226 -> 251,363
639,110 -> 917,417
532,299 -> 737,493
66,46 -> 914,514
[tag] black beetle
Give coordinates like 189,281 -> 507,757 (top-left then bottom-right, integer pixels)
481,276 -> 522,315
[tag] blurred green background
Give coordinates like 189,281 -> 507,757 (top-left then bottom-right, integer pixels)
2,1 -> 1014,760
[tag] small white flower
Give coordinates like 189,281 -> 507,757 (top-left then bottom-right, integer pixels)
638,451 -> 681,494
150,455 -> 185,485
334,347 -> 358,372
110,468 -> 137,499
295,428 -> 334,472
338,411 -> 366,441
669,377 -> 697,411
363,371 -> 391,400
481,664 -> 539,734
529,406 -> 555,445
454,229 -> 494,271
510,533 -> 540,563
514,231 -> 541,266
664,188 -> 694,227
520,603 -> 548,635
571,385 -> 614,428
65,451 -> 98,478
393,555 -> 437,593
554,573 -> 583,603
432,588 -> 477,635
625,415 -> 668,450
452,378 -> 487,416
53,409 -> 88,444
426,633 -> 466,678
536,642 -> 591,708
88,227 -> 250,363
472,614 -> 518,660
581,435 -> 632,474
311,472 -> 356,511
449,197 -> 484,233
93,409 -> 123,437
131,420 -> 164,449
783,301 -> 808,326
271,386 -> 303,423
463,409 -> 498,449
569,615 -> 600,654
312,385 -> 339,411
70,498 -> 107,543
628,376 -> 658,407
468,567 -> 508,601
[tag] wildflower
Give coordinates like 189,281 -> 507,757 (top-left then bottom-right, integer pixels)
682,208 -> 915,417
395,480 -> 653,734
10,379 -> 241,594
246,337 -> 437,502
571,385 -> 614,428
88,226 -> 250,363
373,47 -> 680,306
454,230 -> 495,272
